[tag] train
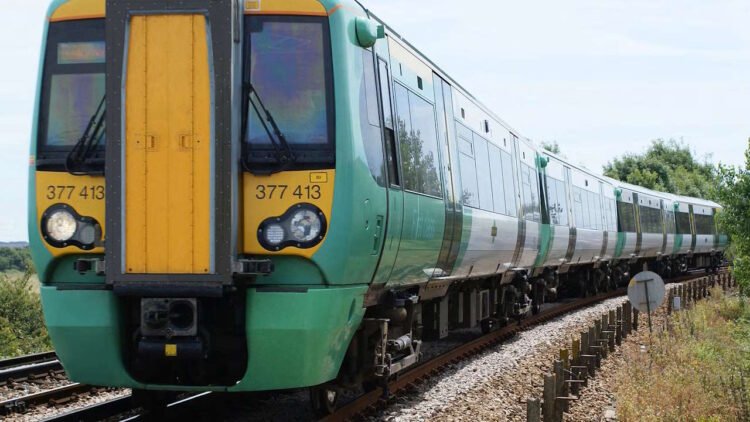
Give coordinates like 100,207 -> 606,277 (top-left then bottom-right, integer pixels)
28,0 -> 727,414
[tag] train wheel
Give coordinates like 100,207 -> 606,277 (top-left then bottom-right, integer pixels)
310,383 -> 339,417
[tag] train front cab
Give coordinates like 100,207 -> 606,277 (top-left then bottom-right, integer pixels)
31,0 -> 390,394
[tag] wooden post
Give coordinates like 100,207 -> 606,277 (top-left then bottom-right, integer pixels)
667,289 -> 673,314
633,308 -> 639,331
615,321 -> 622,346
543,374 -> 556,422
554,360 -> 567,414
527,398 -> 541,422
623,301 -> 632,335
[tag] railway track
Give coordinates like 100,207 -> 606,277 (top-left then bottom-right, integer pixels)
0,351 -> 62,384
1,269 -> 726,421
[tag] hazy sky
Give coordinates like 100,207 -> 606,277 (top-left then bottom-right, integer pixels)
0,0 -> 748,241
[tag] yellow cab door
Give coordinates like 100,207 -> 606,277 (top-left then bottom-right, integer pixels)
124,14 -> 212,274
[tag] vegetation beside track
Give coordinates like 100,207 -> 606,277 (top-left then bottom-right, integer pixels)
716,139 -> 750,295
616,288 -> 750,421
0,269 -> 50,359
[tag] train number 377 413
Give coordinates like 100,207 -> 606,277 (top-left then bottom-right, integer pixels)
255,184 -> 321,200
46,185 -> 105,201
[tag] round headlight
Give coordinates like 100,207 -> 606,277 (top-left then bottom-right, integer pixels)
45,209 -> 77,242
290,209 -> 322,243
264,224 -> 285,246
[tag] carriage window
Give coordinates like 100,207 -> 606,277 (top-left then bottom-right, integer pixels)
639,206 -> 663,233
676,211 -> 692,234
617,201 -> 636,232
488,144 -> 509,215
547,176 -> 568,226
694,214 -> 716,235
501,150 -> 517,215
378,60 -> 399,187
394,84 -> 442,197
361,51 -> 385,186
457,124 -> 479,207
474,135 -> 493,210
521,163 -> 540,222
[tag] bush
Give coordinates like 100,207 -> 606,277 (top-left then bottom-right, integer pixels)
0,271 -> 51,358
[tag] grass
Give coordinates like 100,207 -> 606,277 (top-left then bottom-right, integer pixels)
616,288 -> 750,421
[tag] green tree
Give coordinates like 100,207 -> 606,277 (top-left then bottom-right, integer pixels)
540,141 -> 561,155
715,139 -> 750,294
604,139 -> 719,199
0,247 -> 34,273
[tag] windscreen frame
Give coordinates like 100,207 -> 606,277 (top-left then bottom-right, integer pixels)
241,14 -> 336,172
36,19 -> 106,172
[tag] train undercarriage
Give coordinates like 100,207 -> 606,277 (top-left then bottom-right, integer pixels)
322,252 -> 724,416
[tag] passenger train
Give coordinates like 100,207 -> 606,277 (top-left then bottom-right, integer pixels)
29,0 -> 727,413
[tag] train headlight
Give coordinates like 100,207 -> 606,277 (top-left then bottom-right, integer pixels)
258,204 -> 327,251
45,209 -> 77,242
41,204 -> 101,250
290,209 -> 322,243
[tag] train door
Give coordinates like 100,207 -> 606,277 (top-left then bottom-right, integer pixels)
433,74 -> 462,276
371,57 -> 404,284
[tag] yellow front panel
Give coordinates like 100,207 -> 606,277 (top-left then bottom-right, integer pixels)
244,0 -> 328,16
125,15 -> 211,274
243,170 -> 335,258
50,0 -> 105,22
35,172 -> 105,257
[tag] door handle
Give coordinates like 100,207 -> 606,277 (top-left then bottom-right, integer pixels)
371,215 -> 385,255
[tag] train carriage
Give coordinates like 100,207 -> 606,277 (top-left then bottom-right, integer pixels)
28,0 -> 726,413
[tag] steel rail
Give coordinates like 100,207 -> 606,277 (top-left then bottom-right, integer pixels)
0,383 -> 95,416
325,269 -> 727,421
0,351 -> 57,370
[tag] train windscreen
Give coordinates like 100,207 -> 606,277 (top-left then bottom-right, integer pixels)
242,16 -> 335,171
37,19 -> 105,172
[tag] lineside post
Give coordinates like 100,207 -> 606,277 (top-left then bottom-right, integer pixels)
526,398 -> 541,422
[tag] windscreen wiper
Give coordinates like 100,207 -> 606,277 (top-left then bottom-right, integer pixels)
66,95 -> 106,176
245,83 -> 296,174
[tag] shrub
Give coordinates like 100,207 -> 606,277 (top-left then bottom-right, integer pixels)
0,271 -> 51,358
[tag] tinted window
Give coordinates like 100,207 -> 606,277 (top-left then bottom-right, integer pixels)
676,212 -> 692,234
378,60 -> 399,186
521,163 -> 540,221
607,199 -> 617,231
617,201 -> 636,232
47,73 -> 105,147
394,84 -> 442,197
38,19 -> 105,170
474,135 -> 493,210
488,144 -> 507,215
547,176 -> 568,226
457,124 -> 479,207
639,206 -> 663,233
244,17 -> 333,156
360,51 -> 385,186
695,214 -> 716,235
501,150 -> 517,215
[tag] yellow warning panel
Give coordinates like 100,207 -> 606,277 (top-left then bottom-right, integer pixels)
35,171 -> 105,257
242,170 -> 335,258
125,14 -> 212,274
244,0 -> 328,16
49,0 -> 105,22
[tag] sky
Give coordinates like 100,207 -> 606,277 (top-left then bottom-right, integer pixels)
0,0 -> 748,241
